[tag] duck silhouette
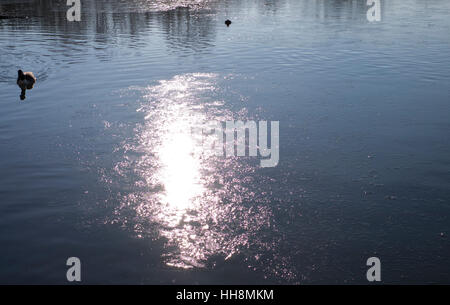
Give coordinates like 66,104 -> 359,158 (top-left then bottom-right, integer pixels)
225,19 -> 232,27
17,70 -> 36,100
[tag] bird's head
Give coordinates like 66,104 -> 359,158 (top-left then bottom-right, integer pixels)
17,70 -> 25,80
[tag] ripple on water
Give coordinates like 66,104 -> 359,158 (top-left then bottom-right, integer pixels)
113,0 -> 214,12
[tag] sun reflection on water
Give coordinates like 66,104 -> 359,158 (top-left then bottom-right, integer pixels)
115,73 -> 281,271
153,103 -> 205,227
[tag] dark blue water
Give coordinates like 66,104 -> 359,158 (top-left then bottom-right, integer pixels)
0,0 -> 449,284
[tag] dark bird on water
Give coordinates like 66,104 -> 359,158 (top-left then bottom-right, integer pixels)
17,70 -> 36,100
225,19 -> 232,27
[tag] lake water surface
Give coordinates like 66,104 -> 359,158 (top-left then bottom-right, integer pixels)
0,0 -> 450,284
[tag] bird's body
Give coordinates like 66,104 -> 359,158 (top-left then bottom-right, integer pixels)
225,19 -> 232,27
17,70 -> 36,90
17,70 -> 36,100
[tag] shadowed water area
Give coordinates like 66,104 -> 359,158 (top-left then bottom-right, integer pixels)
0,0 -> 449,284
